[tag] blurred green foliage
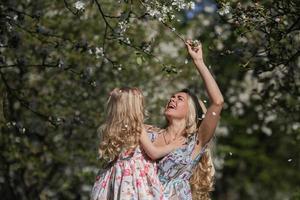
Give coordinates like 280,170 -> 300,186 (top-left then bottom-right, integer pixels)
0,0 -> 299,199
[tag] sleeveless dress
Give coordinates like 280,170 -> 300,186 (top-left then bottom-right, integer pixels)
90,132 -> 165,200
151,132 -> 207,200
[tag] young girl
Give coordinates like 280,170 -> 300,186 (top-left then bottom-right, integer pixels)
90,87 -> 185,200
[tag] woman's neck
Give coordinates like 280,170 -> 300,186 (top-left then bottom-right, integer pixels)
166,119 -> 186,137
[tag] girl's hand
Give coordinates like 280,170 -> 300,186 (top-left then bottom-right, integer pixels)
185,39 -> 203,61
170,136 -> 187,149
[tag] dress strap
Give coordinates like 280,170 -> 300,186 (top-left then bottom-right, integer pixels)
145,124 -> 161,142
147,131 -> 157,142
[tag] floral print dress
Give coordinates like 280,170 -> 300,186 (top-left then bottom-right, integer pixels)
90,132 -> 165,200
155,133 -> 207,200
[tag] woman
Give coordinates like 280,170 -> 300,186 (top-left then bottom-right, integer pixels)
150,40 -> 224,200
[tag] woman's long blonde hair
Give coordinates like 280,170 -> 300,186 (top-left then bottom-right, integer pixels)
182,90 -> 215,200
98,87 -> 145,162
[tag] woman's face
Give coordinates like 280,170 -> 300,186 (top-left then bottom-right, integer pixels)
164,92 -> 189,120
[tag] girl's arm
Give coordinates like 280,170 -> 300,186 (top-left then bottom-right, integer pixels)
139,128 -> 186,160
186,40 -> 224,150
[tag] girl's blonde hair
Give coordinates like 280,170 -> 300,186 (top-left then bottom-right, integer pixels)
98,87 -> 145,161
184,92 -> 215,200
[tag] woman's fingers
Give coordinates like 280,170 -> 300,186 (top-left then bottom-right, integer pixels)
185,40 -> 201,51
185,41 -> 191,49
185,39 -> 204,60
185,39 -> 193,46
185,42 -> 194,53
186,39 -> 192,44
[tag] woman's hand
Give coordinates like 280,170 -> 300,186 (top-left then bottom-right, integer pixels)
169,136 -> 187,149
185,39 -> 203,61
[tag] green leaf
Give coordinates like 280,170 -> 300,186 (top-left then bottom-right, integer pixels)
136,57 -> 142,65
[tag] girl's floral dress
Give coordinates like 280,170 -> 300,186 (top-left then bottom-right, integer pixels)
90,132 -> 165,200
154,132 -> 207,200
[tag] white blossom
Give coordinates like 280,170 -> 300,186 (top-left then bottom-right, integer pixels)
58,59 -> 64,68
262,126 -> 272,136
187,2 -> 195,10
124,37 -> 131,44
118,21 -> 129,36
292,122 -> 300,130
95,47 -> 104,58
218,3 -> 231,16
74,1 -> 85,11
91,81 -> 97,87
204,5 -> 215,13
15,137 -> 21,143
143,0 -> 196,22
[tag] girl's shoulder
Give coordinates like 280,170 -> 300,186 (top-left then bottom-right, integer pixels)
144,124 -> 164,142
144,124 -> 164,134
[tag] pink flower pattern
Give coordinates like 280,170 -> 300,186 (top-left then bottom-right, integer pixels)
90,143 -> 166,200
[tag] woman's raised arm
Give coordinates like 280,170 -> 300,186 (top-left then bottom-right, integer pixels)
186,40 -> 224,149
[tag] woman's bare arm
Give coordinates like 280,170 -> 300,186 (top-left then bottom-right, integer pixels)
186,41 -> 224,149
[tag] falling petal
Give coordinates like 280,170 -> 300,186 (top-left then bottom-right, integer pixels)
229,152 -> 233,156
288,159 -> 292,162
